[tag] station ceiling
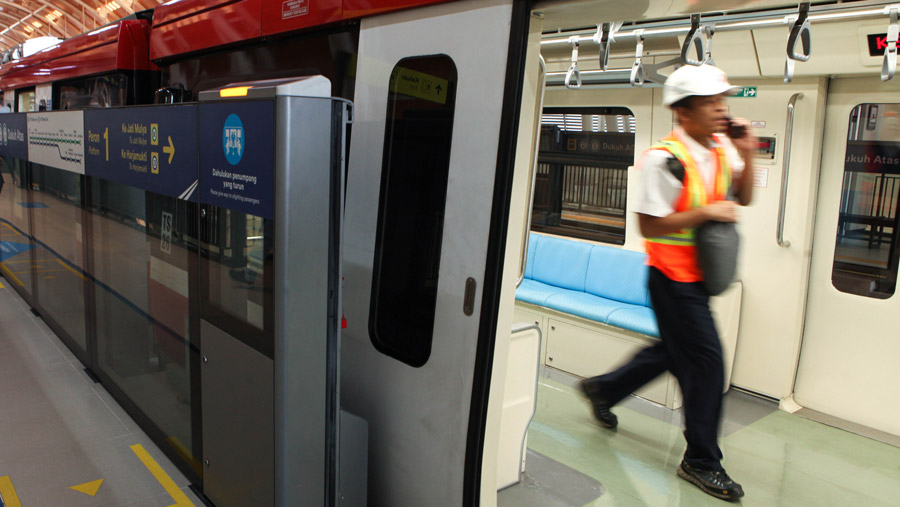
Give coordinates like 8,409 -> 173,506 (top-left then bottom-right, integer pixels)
0,0 -> 165,52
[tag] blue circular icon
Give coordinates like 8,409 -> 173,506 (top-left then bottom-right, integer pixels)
223,113 -> 245,165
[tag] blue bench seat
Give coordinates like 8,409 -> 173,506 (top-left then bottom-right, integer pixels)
516,233 -> 659,338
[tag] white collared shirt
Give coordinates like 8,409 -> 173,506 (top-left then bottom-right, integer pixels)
635,127 -> 745,218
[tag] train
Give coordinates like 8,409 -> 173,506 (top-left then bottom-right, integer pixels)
0,0 -> 898,505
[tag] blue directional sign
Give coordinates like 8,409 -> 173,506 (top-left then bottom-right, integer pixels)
199,101 -> 274,219
84,105 -> 199,200
0,113 -> 28,160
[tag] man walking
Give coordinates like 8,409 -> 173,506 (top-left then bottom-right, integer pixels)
580,64 -> 756,502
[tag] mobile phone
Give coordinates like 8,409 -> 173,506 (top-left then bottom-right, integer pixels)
727,117 -> 746,139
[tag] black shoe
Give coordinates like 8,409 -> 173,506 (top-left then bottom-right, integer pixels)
676,461 -> 744,501
577,379 -> 618,429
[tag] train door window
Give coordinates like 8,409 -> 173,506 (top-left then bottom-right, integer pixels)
369,55 -> 457,367
832,103 -> 900,299
533,107 -> 635,245
17,88 -> 35,112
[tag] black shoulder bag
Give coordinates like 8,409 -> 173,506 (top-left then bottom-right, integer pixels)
666,156 -> 738,296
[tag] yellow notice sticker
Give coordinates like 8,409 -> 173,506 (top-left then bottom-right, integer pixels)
389,67 -> 449,105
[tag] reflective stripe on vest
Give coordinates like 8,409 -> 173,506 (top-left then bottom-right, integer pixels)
644,133 -> 732,282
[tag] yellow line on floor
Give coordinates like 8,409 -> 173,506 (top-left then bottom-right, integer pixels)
130,444 -> 196,507
0,475 -> 22,507
55,259 -> 87,281
0,263 -> 24,287
1,223 -> 22,236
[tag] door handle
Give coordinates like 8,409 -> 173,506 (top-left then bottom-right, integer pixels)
464,278 -> 476,316
778,93 -> 803,248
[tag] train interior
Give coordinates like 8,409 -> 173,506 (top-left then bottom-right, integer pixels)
489,0 -> 900,505
0,0 -> 898,506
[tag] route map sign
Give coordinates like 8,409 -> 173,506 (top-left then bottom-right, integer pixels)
84,105 -> 199,200
27,111 -> 85,173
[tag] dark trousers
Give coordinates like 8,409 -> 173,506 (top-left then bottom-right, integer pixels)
587,267 -> 725,471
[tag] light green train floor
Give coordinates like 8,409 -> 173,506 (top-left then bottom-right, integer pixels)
525,374 -> 900,506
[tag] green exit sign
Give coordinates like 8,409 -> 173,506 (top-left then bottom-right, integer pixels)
732,86 -> 758,98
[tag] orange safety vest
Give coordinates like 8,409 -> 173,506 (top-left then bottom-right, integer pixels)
644,132 -> 732,282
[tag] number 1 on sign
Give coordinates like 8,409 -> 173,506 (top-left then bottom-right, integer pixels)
103,127 -> 109,161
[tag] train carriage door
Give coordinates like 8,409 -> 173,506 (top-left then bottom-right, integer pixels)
794,77 -> 900,437
341,0 -> 527,505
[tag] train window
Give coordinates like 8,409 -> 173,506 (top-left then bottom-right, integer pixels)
533,107 -> 635,245
58,74 -> 128,110
369,55 -> 457,367
832,103 -> 900,299
16,88 -> 35,112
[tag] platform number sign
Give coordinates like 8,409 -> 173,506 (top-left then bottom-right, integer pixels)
160,211 -> 173,254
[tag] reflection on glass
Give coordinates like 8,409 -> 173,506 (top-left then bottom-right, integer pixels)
0,157 -> 35,300
17,90 -> 35,112
533,108 -> 635,245
832,103 -> 900,298
30,163 -> 87,350
201,206 -> 273,355
91,179 -> 197,469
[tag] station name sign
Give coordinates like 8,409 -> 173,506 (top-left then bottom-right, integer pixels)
844,141 -> 900,174
867,33 -> 900,56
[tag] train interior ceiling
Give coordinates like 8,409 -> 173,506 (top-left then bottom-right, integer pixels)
0,0 -> 899,505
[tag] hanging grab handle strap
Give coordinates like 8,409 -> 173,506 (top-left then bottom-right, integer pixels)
565,36 -> 582,89
594,21 -> 622,71
704,25 -> 716,65
883,7 -> 899,81
787,2 -> 812,62
681,14 -> 708,66
631,30 -> 645,87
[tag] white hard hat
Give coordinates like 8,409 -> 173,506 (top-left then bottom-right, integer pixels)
662,64 -> 739,107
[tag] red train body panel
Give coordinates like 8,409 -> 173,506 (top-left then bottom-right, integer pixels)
0,20 -> 154,90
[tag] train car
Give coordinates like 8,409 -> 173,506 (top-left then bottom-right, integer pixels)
0,0 -> 899,505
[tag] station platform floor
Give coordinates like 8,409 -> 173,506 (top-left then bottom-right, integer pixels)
499,368 -> 900,506
0,279 -> 203,506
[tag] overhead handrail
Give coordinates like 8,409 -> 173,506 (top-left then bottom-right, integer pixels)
784,2 -> 811,83
542,2 -> 900,47
681,14 -> 708,66
883,6 -> 899,81
594,21 -> 622,71
565,36 -> 581,89
630,30 -> 645,87
778,93 -> 803,248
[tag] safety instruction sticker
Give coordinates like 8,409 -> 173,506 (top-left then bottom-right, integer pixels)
84,105 -> 199,200
282,0 -> 309,19
389,67 -> 449,105
198,101 -> 275,219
